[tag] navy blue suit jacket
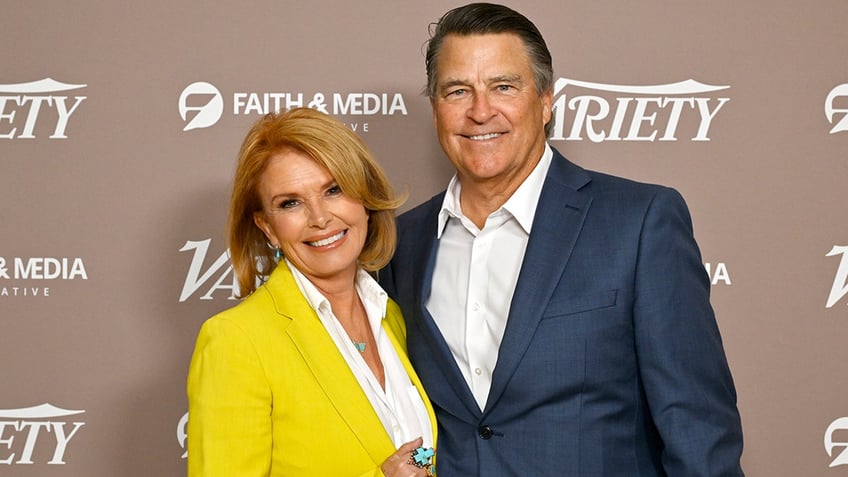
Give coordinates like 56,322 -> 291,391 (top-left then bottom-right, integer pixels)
380,148 -> 744,476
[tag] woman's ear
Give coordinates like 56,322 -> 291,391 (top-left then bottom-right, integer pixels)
253,212 -> 278,245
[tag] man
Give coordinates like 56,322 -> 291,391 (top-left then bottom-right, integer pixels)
380,3 -> 744,476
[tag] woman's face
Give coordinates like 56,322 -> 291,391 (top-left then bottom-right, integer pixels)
253,147 -> 369,285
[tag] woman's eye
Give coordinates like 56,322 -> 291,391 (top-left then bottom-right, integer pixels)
326,185 -> 342,196
279,199 -> 299,209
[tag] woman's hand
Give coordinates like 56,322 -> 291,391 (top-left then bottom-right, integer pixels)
380,437 -> 433,477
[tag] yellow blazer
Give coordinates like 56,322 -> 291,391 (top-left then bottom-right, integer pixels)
186,264 -> 437,477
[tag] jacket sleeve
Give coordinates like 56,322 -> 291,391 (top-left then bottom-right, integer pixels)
633,186 -> 744,476
186,316 -> 273,477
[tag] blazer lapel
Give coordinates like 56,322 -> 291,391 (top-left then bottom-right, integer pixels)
408,198 -> 484,419
265,266 -> 396,464
485,152 -> 593,414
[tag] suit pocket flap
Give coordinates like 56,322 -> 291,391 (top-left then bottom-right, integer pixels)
542,289 -> 618,319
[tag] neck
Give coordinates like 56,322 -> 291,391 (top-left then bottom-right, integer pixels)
304,265 -> 358,301
458,159 -> 541,228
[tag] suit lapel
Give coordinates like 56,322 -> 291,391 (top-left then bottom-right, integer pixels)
265,266 -> 395,464
485,152 -> 593,414
409,198 -> 484,418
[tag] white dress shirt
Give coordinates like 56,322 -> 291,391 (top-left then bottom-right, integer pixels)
286,259 -> 434,449
426,145 -> 553,411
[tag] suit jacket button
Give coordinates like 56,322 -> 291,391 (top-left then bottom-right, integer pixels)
478,425 -> 494,440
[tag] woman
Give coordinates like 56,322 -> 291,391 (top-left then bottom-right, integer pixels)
187,107 -> 436,476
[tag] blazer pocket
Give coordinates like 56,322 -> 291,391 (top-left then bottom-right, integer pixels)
541,289 -> 618,319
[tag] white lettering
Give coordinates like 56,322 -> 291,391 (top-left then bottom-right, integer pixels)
0,287 -> 50,297
0,95 -> 86,139
0,97 -> 16,139
0,420 -> 83,465
693,97 -> 730,141
551,78 -> 730,142
17,96 -> 52,139
333,93 -> 406,116
658,97 -> 693,141
50,96 -> 87,138
178,412 -> 188,459
179,240 -> 239,301
565,95 -> 607,141
16,421 -> 51,464
0,421 -> 16,464
704,262 -> 732,286
48,422 -> 84,464
826,245 -> 848,308
825,417 -> 848,467
233,93 -> 305,115
626,97 -> 660,141
12,258 -> 87,280
825,84 -> 848,134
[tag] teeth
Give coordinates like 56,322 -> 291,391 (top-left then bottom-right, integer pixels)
308,231 -> 345,247
469,133 -> 501,140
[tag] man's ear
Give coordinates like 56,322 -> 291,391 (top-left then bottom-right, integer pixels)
541,89 -> 553,126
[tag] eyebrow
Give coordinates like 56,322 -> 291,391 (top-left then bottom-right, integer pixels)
438,74 -> 525,91
268,178 -> 338,205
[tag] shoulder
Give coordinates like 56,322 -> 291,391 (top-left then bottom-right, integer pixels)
585,169 -> 682,202
548,146 -> 679,203
546,149 -> 692,229
397,191 -> 445,230
197,276 -> 293,341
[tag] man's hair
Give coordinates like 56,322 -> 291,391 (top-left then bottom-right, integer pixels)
424,3 -> 554,99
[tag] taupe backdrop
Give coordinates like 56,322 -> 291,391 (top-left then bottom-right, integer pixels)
2,1 -> 846,475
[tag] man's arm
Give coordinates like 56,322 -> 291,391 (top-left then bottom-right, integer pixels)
632,186 -> 744,476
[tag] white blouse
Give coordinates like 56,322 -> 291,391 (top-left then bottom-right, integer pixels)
286,259 -> 434,450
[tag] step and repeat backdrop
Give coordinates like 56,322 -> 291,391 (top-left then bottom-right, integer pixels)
2,1 -> 847,475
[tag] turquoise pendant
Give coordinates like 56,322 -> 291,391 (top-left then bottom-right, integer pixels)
352,340 -> 366,353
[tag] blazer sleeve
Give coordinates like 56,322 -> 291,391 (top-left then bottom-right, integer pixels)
633,187 -> 744,476
187,316 -> 273,477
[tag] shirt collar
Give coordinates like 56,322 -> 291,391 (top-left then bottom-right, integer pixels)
436,143 -> 553,237
284,259 -> 388,335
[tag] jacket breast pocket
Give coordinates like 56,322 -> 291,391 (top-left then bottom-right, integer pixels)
541,289 -> 618,320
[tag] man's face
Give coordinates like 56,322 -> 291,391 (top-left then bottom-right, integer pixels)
431,33 -> 552,189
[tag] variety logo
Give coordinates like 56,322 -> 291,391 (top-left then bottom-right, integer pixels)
551,78 -> 730,142
179,239 -> 239,301
0,256 -> 88,298
0,403 -> 85,465
826,245 -> 848,308
825,84 -> 848,134
0,78 -> 87,139
825,417 -> 848,467
178,81 -> 407,132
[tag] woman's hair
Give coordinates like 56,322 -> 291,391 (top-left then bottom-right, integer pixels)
228,107 -> 405,297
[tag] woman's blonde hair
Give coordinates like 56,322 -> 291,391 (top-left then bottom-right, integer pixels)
228,107 -> 405,297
